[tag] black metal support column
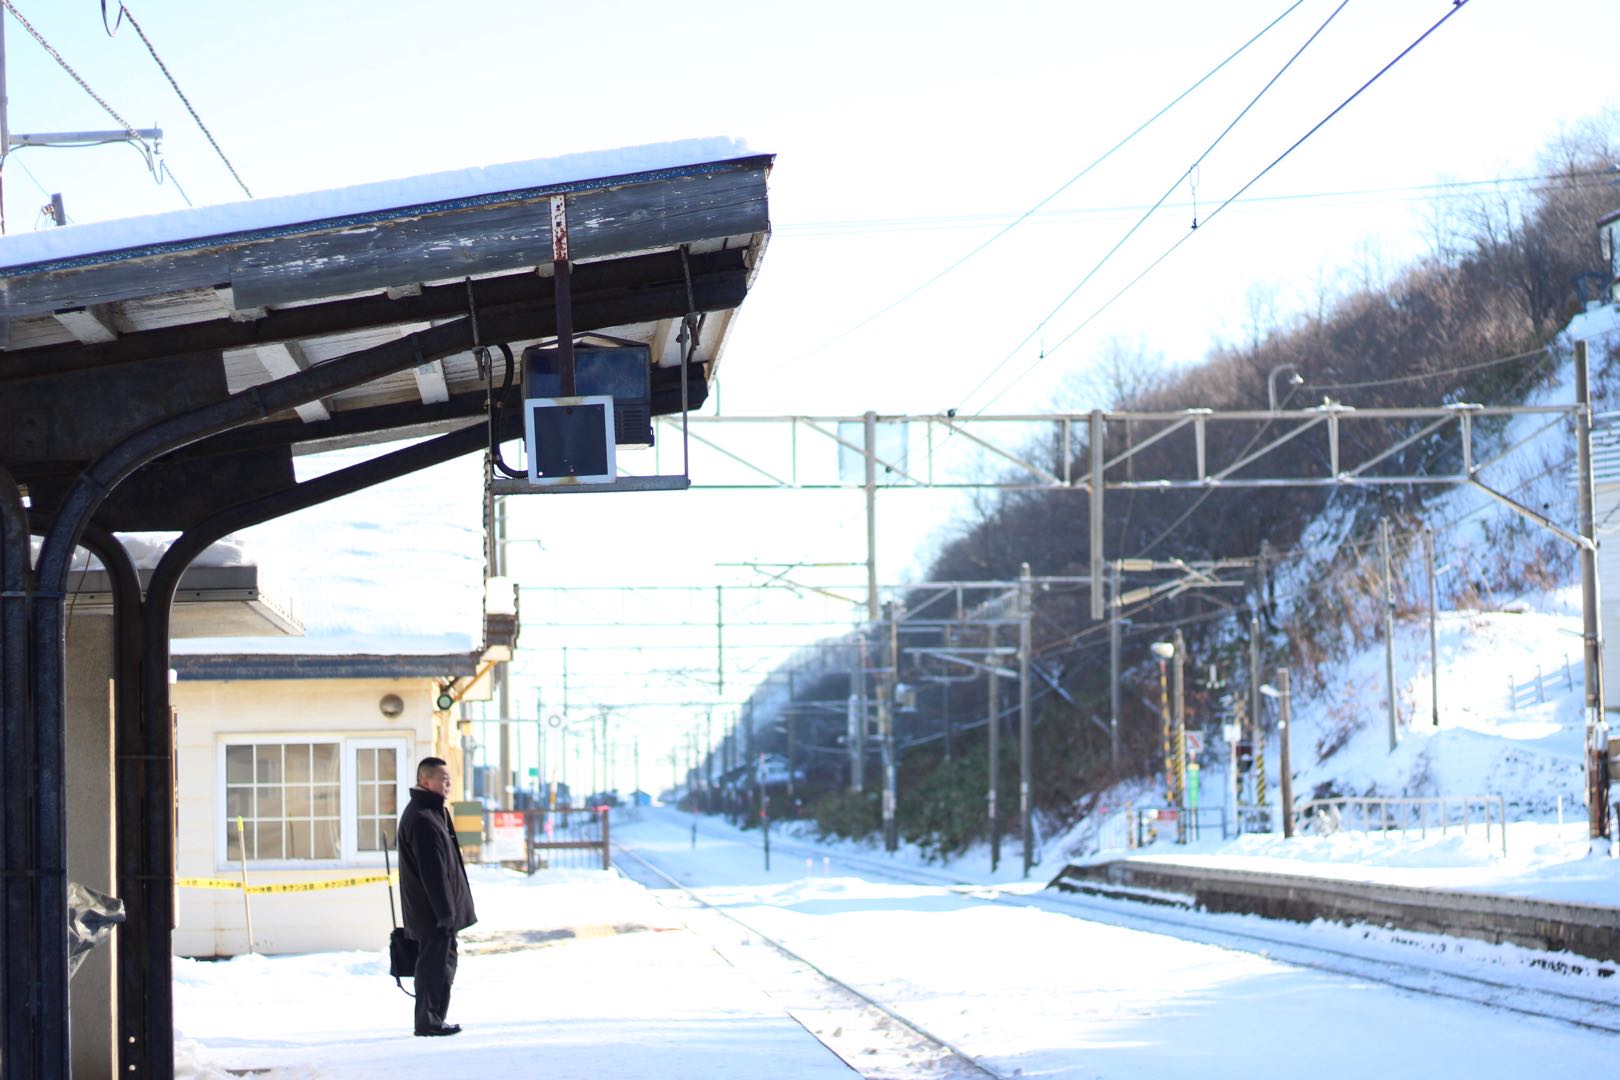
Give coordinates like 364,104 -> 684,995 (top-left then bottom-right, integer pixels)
23,315 -> 490,1078
121,420 -> 498,1076
0,469 -> 38,1072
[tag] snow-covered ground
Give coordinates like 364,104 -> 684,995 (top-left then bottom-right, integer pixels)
174,807 -> 1620,1079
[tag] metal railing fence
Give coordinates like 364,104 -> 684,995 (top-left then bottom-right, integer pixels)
1292,794 -> 1507,856
525,807 -> 611,871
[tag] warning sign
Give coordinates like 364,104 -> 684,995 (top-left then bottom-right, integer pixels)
490,811 -> 526,862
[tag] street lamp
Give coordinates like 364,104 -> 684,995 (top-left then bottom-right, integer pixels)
1260,668 -> 1293,838
1267,364 -> 1304,411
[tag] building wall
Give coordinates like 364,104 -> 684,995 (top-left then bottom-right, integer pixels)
171,676 -> 453,957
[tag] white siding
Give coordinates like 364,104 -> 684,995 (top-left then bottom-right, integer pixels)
172,676 -> 443,957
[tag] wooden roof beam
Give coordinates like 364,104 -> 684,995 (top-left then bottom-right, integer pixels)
1,248 -> 749,382
51,305 -> 119,344
253,341 -> 331,421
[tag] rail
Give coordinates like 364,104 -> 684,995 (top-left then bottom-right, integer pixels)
1292,795 -> 1507,857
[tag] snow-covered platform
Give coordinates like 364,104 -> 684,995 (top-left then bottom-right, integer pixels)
174,864 -> 854,1079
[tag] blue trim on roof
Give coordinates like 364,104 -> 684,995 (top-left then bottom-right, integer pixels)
2,154 -> 772,279
173,653 -> 480,681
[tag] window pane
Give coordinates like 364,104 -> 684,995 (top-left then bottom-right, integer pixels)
377,748 -> 397,779
257,821 -> 285,860
224,741 -> 348,865
378,784 -> 397,816
255,746 -> 282,784
357,819 -> 377,852
359,784 -> 375,817
357,748 -> 378,784
378,821 -> 396,849
225,746 -> 253,784
313,819 -> 340,859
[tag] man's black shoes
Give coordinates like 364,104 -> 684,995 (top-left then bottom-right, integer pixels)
414,1023 -> 462,1037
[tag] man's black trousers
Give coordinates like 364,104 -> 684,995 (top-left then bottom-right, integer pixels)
413,927 -> 460,1032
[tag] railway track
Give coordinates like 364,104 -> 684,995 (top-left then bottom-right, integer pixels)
639,815 -> 1620,1039
613,842 -> 1009,1080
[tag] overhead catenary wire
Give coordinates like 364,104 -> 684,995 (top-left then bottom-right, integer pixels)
957,0 -> 1355,414
775,168 -> 1620,238
791,0 -> 1311,362
1,0 -> 139,138
973,0 -> 1477,416
108,2 -> 253,198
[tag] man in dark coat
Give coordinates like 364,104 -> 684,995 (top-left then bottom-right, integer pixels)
396,756 -> 477,1036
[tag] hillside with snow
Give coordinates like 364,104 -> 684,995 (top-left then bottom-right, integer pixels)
1044,302 -> 1620,899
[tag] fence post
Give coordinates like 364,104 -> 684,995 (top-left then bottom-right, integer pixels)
600,807 -> 611,871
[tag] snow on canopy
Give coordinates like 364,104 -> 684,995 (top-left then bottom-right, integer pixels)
0,135 -> 755,271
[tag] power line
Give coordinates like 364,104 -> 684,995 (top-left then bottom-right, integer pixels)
1,0 -> 137,136
975,0 -> 1476,414
790,0 -> 1311,362
957,0 -> 1354,414
773,170 -> 1620,238
109,3 -> 252,198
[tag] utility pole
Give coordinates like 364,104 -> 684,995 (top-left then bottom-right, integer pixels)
0,18 -> 162,234
1249,617 -> 1261,767
1575,340 -> 1610,849
862,409 -> 880,804
715,585 -> 725,702
705,710 -> 714,796
1019,563 -> 1034,877
1108,561 -> 1122,771
1381,516 -> 1399,752
1278,667 -> 1294,839
880,600 -> 900,852
1172,629 -> 1187,844
987,623 -> 1000,873
864,411 -> 880,630
495,497 -> 512,810
853,636 -> 868,793
1425,527 -> 1440,726
942,621 -> 955,762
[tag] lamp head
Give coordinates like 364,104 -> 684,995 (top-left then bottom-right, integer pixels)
1260,683 -> 1283,699
1150,641 -> 1175,660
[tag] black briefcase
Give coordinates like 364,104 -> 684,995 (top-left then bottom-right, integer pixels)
389,926 -> 418,979
383,836 -> 415,994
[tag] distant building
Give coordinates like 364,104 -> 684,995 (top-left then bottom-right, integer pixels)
169,447 -> 517,957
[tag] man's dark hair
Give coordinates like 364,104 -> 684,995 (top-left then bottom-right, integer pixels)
417,756 -> 449,782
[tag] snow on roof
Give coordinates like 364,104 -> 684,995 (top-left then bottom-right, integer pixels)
170,440 -> 487,658
0,135 -> 756,272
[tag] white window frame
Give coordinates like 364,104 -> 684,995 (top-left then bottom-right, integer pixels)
216,735 -> 409,871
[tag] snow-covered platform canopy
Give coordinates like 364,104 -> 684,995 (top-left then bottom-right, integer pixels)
0,137 -> 772,530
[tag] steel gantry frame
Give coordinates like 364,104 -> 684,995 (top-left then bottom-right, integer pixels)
499,354 -> 1607,857
601,366 -> 1604,840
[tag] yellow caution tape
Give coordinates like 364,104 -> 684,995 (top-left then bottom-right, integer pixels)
176,871 -> 397,895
